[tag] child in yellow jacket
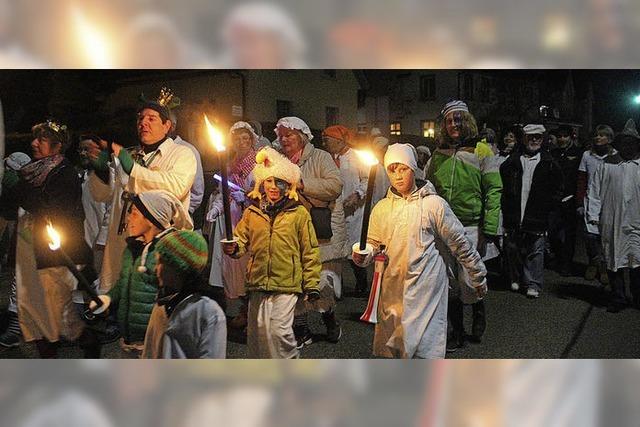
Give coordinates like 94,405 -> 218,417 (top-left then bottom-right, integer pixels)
223,147 -> 321,358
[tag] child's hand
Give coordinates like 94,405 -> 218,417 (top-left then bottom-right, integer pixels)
222,241 -> 239,256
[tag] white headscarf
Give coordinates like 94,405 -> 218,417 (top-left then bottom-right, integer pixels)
384,143 -> 418,172
275,116 -> 314,141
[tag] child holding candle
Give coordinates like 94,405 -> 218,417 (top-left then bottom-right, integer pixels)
222,147 -> 321,358
352,144 -> 487,359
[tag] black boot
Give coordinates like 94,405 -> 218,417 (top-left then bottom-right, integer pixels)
321,310 -> 342,344
35,340 -> 59,359
0,311 -> 22,348
471,301 -> 486,343
79,329 -> 102,359
350,261 -> 369,296
446,299 -> 465,352
293,313 -> 313,349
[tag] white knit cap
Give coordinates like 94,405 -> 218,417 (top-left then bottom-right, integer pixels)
5,152 -> 31,171
133,190 -> 193,231
441,100 -> 469,117
275,116 -> 314,141
384,143 -> 418,172
247,147 -> 301,201
523,124 -> 546,135
230,121 -> 259,145
416,145 -> 431,156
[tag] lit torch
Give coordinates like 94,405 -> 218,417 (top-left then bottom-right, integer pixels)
353,149 -> 380,251
46,222 -> 109,316
204,115 -> 234,241
71,6 -> 114,68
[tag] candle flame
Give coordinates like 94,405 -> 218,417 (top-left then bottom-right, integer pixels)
46,223 -> 61,251
353,149 -> 379,167
204,114 -> 226,152
71,6 -> 113,68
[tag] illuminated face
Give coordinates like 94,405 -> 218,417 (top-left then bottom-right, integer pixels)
525,134 -> 543,153
137,108 -> 171,145
263,177 -> 284,203
387,163 -> 415,196
594,131 -> 610,146
127,204 -> 154,238
31,136 -> 61,160
322,135 -> 344,155
445,111 -> 464,140
278,127 -> 305,158
233,130 -> 254,158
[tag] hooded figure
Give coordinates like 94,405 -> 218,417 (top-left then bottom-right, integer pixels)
353,144 -> 487,358
586,119 -> 640,312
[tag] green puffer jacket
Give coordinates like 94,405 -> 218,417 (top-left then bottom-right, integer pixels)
426,142 -> 502,236
232,199 -> 321,294
107,233 -> 167,343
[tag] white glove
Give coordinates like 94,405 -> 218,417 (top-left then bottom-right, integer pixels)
230,190 -> 245,204
352,242 -> 374,267
206,206 -> 221,223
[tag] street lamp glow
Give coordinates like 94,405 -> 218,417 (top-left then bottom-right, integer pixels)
633,95 -> 640,105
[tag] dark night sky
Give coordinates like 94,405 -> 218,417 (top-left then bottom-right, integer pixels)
1,70 -> 639,134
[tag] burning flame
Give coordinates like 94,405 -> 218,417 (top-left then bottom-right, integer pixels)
353,149 -> 379,167
71,6 -> 113,68
204,114 -> 226,152
46,223 -> 61,251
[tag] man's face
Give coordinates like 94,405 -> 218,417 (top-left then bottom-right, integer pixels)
137,108 -> 171,145
525,134 -> 543,153
278,127 -> 305,158
127,205 -> 153,238
322,135 -> 345,155
445,111 -> 463,140
263,177 -> 284,203
31,136 -> 60,160
78,139 -> 94,167
387,163 -> 415,196
555,132 -> 571,147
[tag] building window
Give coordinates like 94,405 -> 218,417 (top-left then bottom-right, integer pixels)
276,100 -> 292,118
463,74 -> 474,100
421,120 -> 436,138
390,122 -> 401,136
326,106 -> 339,126
419,75 -> 436,101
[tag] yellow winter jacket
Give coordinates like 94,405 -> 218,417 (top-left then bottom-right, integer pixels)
231,200 -> 321,294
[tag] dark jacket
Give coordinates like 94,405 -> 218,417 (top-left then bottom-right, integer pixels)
550,142 -> 583,203
500,152 -> 564,234
8,158 -> 92,269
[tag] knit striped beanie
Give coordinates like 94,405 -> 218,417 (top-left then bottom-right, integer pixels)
156,230 -> 208,277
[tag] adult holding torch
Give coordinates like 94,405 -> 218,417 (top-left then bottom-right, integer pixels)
276,117 -> 346,347
352,144 -> 487,359
5,120 -> 99,358
206,121 -> 258,329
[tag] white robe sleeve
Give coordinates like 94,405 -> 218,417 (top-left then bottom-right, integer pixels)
585,162 -> 603,226
128,147 -> 196,200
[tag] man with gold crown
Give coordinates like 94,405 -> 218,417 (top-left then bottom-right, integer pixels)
85,87 -> 196,295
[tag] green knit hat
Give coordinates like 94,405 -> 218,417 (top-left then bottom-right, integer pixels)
156,230 -> 208,277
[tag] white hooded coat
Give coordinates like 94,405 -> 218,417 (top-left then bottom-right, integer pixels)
363,181 -> 487,358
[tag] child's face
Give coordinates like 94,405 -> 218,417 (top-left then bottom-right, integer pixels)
263,177 -> 285,203
387,163 -> 415,196
127,205 -> 154,238
155,254 -> 181,294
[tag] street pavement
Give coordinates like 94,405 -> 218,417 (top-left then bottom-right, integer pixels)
1,254 -> 639,359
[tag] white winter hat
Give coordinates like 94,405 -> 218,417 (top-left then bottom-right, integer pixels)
275,116 -> 314,141
523,124 -> 546,135
230,121 -> 259,145
247,147 -> 301,201
416,145 -> 431,156
441,100 -> 469,117
132,190 -> 193,232
384,143 -> 418,172
5,152 -> 31,171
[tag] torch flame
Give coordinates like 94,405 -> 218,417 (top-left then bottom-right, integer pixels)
46,223 -> 61,251
71,6 -> 113,68
204,114 -> 226,152
353,149 -> 379,167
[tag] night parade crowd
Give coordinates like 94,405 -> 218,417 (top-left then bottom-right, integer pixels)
0,90 -> 639,360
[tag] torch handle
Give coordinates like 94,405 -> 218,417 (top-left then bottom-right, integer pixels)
57,250 -> 103,308
220,161 -> 234,241
359,166 -> 378,251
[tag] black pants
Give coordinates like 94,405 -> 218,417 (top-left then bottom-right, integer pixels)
548,205 -> 577,271
608,267 -> 640,306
